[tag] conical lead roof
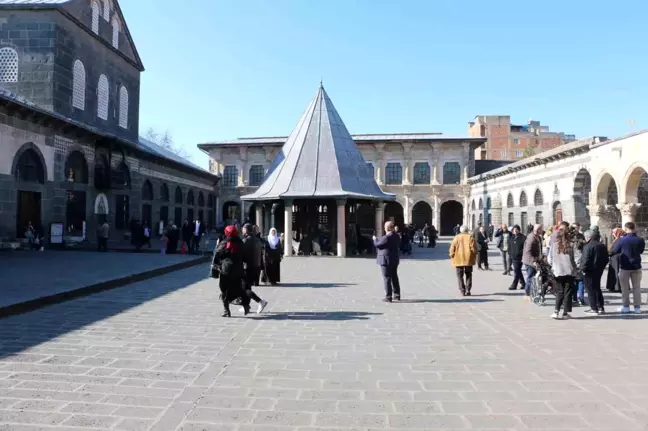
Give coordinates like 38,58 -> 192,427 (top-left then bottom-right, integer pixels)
242,85 -> 394,201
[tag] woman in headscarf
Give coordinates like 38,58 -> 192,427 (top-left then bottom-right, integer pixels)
262,227 -> 282,285
211,225 -> 250,317
606,227 -> 625,292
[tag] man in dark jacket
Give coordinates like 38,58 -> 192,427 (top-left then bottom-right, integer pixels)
494,224 -> 512,275
611,222 -> 646,313
581,229 -> 609,314
507,225 -> 526,290
373,221 -> 401,302
475,226 -> 490,270
241,224 -> 268,313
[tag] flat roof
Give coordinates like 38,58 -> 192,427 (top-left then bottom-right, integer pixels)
198,133 -> 486,149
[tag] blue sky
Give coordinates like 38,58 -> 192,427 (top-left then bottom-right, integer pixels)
121,0 -> 648,168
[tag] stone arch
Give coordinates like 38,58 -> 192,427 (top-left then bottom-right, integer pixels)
594,171 -> 619,205
384,201 -> 404,228
411,201 -> 432,228
141,179 -> 153,201
12,142 -> 48,184
187,189 -> 195,206
160,183 -> 169,202
478,198 -> 483,210
621,164 -> 648,233
440,200 -> 463,235
174,186 -> 183,204
94,193 -> 109,215
471,199 -> 476,211
621,163 -> 648,203
553,201 -> 563,226
519,190 -> 528,207
223,201 -> 241,222
506,193 -> 514,208
533,189 -> 544,206
64,150 -> 89,184
573,168 -> 592,229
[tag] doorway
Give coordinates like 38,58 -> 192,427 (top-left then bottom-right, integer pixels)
17,191 -> 41,238
440,200 -> 463,235
141,203 -> 152,230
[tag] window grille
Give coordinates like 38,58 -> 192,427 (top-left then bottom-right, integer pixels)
507,193 -> 514,208
534,189 -> 544,206
72,60 -> 86,109
91,1 -> 100,34
118,86 -> 128,128
103,0 -> 110,21
223,166 -> 238,187
97,75 -> 109,120
413,162 -> 430,184
0,47 -> 19,83
112,18 -> 120,48
443,162 -> 461,184
385,163 -> 402,185
519,191 -> 528,207
248,165 -> 265,186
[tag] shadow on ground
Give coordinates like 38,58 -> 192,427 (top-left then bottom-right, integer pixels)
398,298 -> 503,304
278,282 -> 355,288
0,267 -> 209,360
251,311 -> 381,321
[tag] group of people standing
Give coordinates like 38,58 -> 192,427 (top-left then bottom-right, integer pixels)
210,224 -> 282,317
454,220 -> 645,319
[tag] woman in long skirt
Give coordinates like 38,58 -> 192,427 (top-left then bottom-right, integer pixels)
211,225 -> 250,317
606,228 -> 624,292
262,227 -> 282,285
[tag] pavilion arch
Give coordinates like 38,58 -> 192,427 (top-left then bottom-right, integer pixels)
12,142 -> 48,184
620,162 -> 648,203
594,171 -> 620,205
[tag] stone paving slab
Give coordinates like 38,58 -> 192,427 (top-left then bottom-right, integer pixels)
0,251 -> 207,313
0,240 -> 647,430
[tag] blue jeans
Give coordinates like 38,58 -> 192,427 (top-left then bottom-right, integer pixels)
525,266 -> 537,296
577,280 -> 584,302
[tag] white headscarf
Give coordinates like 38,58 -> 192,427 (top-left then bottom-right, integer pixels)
267,228 -> 279,249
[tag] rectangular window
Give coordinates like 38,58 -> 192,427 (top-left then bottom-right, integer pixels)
501,150 -> 508,159
115,195 -> 130,229
413,162 -> 431,185
66,191 -> 86,235
535,211 -> 543,225
520,212 -> 528,229
385,163 -> 403,185
508,212 -> 514,227
442,162 -> 461,185
174,207 -> 182,227
223,165 -> 238,187
513,137 -> 520,145
248,165 -> 265,186
515,150 -> 523,158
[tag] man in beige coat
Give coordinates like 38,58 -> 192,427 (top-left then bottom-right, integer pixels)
450,225 -> 478,296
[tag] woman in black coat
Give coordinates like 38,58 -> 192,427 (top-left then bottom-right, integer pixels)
211,225 -> 250,317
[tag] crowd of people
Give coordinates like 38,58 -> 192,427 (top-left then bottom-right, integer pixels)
450,220 -> 646,319
210,223 -> 282,317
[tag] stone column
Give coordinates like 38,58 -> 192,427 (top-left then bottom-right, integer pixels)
375,202 -> 384,235
433,194 -> 440,229
462,142 -> 470,184
463,196 -> 470,227
374,144 -> 385,185
255,204 -> 263,234
403,159 -> 412,185
404,195 -> 411,224
617,202 -> 641,225
241,200 -> 248,223
215,196 -> 221,224
283,200 -> 293,257
431,157 -> 439,185
586,204 -> 605,230
271,202 -> 279,231
336,200 -> 346,257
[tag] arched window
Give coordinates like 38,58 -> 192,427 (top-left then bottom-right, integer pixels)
65,151 -> 88,183
111,17 -> 120,48
507,193 -> 514,208
486,197 -> 491,209
97,74 -> 109,120
118,86 -> 128,128
0,47 -> 19,83
198,191 -> 205,207
72,60 -> 86,110
208,194 -> 214,208
91,0 -> 100,34
471,200 -> 476,210
187,190 -> 195,206
520,191 -> 528,207
15,149 -> 44,184
174,186 -> 183,204
534,189 -> 544,206
478,198 -> 483,210
116,161 -> 130,188
103,0 -> 110,21
160,183 -> 169,202
142,180 -> 153,201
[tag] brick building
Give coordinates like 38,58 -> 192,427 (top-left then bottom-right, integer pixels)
469,115 -> 576,161
0,0 -> 218,247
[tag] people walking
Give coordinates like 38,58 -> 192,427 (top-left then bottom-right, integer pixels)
450,225 -> 478,296
581,229 -> 609,315
507,225 -> 526,290
611,222 -> 646,314
522,224 -> 543,300
242,223 -> 268,313
98,220 -> 109,252
373,221 -> 401,302
211,225 -> 250,317
494,224 -> 512,275
191,218 -> 205,254
262,227 -> 282,285
548,229 -> 577,319
476,225 -> 490,270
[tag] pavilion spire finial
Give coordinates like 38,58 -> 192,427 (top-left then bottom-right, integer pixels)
319,78 -> 323,89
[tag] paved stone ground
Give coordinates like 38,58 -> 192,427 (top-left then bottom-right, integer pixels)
0,251 -> 203,309
1,239 -> 648,430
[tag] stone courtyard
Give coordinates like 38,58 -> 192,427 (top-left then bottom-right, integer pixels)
1,241 -> 648,430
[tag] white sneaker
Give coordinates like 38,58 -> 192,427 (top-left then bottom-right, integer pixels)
551,312 -> 560,319
239,306 -> 245,314
618,306 -> 631,313
634,307 -> 642,314
257,300 -> 268,314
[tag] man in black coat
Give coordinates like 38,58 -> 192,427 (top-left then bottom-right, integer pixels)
241,224 -> 268,313
494,224 -> 512,275
475,225 -> 490,270
507,225 -> 526,290
373,221 -> 401,302
581,229 -> 610,314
